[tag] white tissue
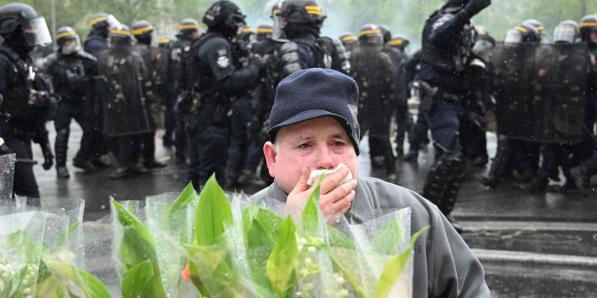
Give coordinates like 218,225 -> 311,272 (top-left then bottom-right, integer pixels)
307,163 -> 353,186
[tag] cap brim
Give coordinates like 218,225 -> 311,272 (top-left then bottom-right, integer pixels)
268,109 -> 346,134
267,109 -> 360,155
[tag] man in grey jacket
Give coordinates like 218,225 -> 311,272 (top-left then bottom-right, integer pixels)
251,68 -> 490,297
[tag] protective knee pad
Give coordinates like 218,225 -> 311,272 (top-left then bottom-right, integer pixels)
422,154 -> 465,214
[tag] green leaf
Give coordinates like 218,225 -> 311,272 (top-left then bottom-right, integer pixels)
184,244 -> 234,297
168,182 -> 198,232
111,199 -> 167,298
266,217 -> 299,298
327,226 -> 356,249
7,230 -> 45,261
73,267 -> 112,298
371,219 -> 405,255
121,260 -> 154,298
55,223 -> 81,251
374,226 -> 430,298
194,174 -> 233,246
301,184 -> 322,237
328,250 -> 368,298
247,218 -> 275,249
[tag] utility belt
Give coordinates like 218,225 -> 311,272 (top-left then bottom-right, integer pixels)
414,80 -> 463,113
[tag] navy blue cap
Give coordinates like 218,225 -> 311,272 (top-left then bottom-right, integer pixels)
267,68 -> 360,155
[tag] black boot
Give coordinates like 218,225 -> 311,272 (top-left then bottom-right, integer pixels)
73,159 -> 97,172
56,166 -> 70,179
55,129 -> 69,178
570,165 -> 593,195
518,176 -> 548,193
403,150 -> 419,163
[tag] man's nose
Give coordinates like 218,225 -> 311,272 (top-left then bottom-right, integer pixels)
315,145 -> 335,170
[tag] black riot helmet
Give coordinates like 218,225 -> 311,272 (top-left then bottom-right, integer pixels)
339,33 -> 358,51
389,36 -> 410,53
0,3 -> 52,50
358,24 -> 383,45
88,13 -> 120,39
504,23 -> 540,44
279,0 -> 326,37
202,0 -> 246,39
553,20 -> 579,45
158,35 -> 173,48
110,25 -> 133,47
256,24 -> 273,41
56,26 -> 81,55
378,25 -> 392,44
132,20 -> 154,45
178,18 -> 201,40
523,19 -> 545,39
580,14 -> 597,44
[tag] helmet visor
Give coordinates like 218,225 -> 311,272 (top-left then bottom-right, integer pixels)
22,17 -> 52,47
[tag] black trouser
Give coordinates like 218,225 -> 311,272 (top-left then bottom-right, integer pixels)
460,113 -> 488,162
54,101 -> 94,167
227,97 -> 253,181
188,125 -> 229,190
360,110 -> 395,174
114,134 -> 142,169
4,136 -> 40,199
395,102 -> 413,154
175,112 -> 189,160
142,131 -> 156,163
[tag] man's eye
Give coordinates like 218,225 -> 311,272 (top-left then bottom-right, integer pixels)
298,143 -> 311,149
332,141 -> 346,147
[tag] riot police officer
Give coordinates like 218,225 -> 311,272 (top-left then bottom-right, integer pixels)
84,13 -> 120,169
0,3 -> 54,202
84,13 -> 119,57
570,15 -> 597,195
523,19 -> 546,43
44,26 -> 98,178
351,24 -> 398,180
477,23 -> 542,190
273,0 -> 350,78
167,18 -> 201,163
518,20 -> 585,193
97,25 -> 152,179
132,20 -> 167,169
185,0 -> 265,189
419,0 -> 491,232
339,33 -> 358,58
255,24 -> 273,41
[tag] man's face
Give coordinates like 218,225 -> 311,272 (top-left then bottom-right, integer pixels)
263,117 -> 358,193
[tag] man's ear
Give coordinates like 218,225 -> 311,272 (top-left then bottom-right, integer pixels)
263,141 -> 277,178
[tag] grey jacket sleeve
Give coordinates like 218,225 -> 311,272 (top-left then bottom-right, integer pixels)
354,178 -> 490,298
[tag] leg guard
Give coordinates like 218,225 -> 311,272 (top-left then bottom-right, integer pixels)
422,154 -> 465,215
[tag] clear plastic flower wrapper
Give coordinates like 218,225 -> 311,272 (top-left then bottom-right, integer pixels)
0,199 -> 111,297
111,175 -> 428,298
0,154 -> 16,201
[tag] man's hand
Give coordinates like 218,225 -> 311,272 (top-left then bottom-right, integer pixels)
285,166 -> 357,225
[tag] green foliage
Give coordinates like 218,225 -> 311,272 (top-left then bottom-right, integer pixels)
112,200 -> 167,298
374,226 -> 430,298
266,217 -> 299,298
194,174 -> 233,246
121,260 -> 154,298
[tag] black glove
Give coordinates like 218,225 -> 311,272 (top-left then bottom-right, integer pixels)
249,54 -> 270,70
41,144 -> 54,170
462,0 -> 491,19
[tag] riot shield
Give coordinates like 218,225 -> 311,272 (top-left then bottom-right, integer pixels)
531,43 -> 587,143
0,154 -> 16,200
491,42 -> 536,139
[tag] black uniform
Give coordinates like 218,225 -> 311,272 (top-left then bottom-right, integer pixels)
44,50 -> 98,174
419,0 -> 490,231
97,40 -> 151,177
351,42 -> 398,177
0,46 -> 54,201
134,43 -> 168,167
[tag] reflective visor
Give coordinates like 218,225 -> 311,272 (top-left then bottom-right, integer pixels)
505,30 -> 522,43
22,17 -> 52,47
